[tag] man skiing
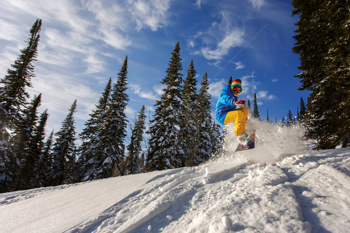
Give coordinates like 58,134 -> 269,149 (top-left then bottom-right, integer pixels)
215,78 -> 253,144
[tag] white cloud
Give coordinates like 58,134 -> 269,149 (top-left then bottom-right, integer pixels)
257,90 -> 268,99
83,52 -> 105,74
235,61 -> 244,70
196,12 -> 245,61
153,85 -> 165,96
0,19 -> 24,43
84,0 -> 132,50
201,28 -> 244,60
128,0 -> 171,31
195,0 -> 205,9
249,0 -> 265,10
257,90 -> 276,100
208,79 -> 226,98
130,84 -> 158,101
188,40 -> 195,48
27,66 -> 101,134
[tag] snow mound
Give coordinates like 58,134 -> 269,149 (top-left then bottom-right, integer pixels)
1,121 -> 350,233
64,148 -> 350,233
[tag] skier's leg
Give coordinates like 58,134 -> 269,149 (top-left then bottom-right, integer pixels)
224,108 -> 248,136
234,108 -> 248,136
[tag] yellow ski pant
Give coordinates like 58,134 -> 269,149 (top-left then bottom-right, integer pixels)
223,108 -> 249,136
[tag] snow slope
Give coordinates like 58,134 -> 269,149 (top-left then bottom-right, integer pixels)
1,121 -> 349,233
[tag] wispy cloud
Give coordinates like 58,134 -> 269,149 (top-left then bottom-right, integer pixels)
130,84 -> 158,101
201,29 -> 245,60
235,61 -> 245,70
85,0 -> 132,50
257,90 -> 276,100
197,12 -> 245,61
194,0 -> 205,9
128,0 -> 171,31
249,0 -> 265,10
208,79 -> 226,98
0,0 -> 173,135
153,85 -> 165,96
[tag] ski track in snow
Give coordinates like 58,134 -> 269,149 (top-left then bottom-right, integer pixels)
0,120 -> 350,233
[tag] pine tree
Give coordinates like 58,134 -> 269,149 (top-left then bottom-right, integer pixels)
28,109 -> 48,188
93,57 -> 129,178
247,100 -> 251,111
287,110 -> 294,126
299,97 -> 307,123
196,72 -> 213,163
19,106 -> 48,189
29,109 -> 48,167
13,94 -> 42,189
179,60 -> 198,166
210,122 -> 223,155
126,105 -> 146,174
50,100 -> 77,186
297,107 -> 300,122
252,93 -> 260,120
146,42 -> 183,171
76,78 -> 112,181
139,152 -> 145,172
292,0 -> 350,148
266,109 -> 270,123
281,117 -> 286,127
0,19 -> 42,193
34,130 -> 53,187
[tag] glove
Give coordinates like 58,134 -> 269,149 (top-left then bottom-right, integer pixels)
233,100 -> 246,106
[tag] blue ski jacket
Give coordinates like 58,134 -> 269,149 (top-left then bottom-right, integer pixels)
215,85 -> 238,125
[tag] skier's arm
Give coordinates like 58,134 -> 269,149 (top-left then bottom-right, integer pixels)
218,86 -> 237,107
220,94 -> 236,107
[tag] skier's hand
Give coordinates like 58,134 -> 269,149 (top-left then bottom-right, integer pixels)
237,100 -> 246,105
233,100 -> 246,106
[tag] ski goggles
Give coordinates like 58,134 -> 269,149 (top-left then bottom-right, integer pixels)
232,87 -> 242,94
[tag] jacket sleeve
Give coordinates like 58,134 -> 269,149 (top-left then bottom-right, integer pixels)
218,86 -> 236,107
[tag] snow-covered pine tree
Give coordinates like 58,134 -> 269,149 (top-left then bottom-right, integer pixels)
93,57 -> 129,178
126,105 -> 146,174
281,117 -> 286,127
195,72 -> 213,164
29,109 -> 48,163
139,152 -> 145,172
287,110 -> 294,126
34,130 -> 53,188
298,97 -> 307,124
252,93 -> 260,120
25,109 -> 48,188
0,19 -> 41,193
13,94 -> 41,190
146,42 -> 183,171
292,0 -> 350,148
179,60 -> 198,167
50,100 -> 77,186
76,78 -> 112,181
211,122 -> 223,155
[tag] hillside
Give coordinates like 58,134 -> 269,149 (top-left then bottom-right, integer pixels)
0,121 -> 349,233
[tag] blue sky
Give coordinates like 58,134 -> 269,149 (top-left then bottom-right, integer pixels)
0,0 -> 309,135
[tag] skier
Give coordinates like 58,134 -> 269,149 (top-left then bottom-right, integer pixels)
215,78 -> 253,143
